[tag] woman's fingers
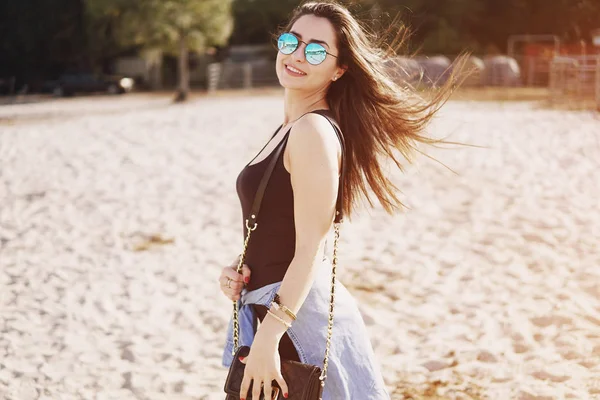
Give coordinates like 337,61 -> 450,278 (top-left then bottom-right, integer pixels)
222,266 -> 244,283
263,380 -> 273,400
240,264 -> 251,285
252,378 -> 263,400
238,354 -> 284,400
222,287 -> 240,301
219,277 -> 244,292
217,280 -> 231,299
219,277 -> 243,297
239,374 -> 250,400
218,263 -> 250,300
275,372 -> 289,399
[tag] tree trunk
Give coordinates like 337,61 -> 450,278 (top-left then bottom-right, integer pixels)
174,34 -> 189,102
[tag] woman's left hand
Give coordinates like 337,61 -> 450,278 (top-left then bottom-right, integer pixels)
239,333 -> 289,400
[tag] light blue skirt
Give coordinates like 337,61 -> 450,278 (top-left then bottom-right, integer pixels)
222,256 -> 390,400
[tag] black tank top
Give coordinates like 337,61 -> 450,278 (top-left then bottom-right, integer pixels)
235,110 -> 338,291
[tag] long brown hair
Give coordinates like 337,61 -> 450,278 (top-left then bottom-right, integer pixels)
278,1 -> 471,219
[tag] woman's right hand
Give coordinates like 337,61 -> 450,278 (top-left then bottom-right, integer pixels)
218,255 -> 251,301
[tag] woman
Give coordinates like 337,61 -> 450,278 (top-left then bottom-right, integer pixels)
219,2 -> 463,399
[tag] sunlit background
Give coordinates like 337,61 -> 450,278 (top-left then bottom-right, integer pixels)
1,1 -> 599,399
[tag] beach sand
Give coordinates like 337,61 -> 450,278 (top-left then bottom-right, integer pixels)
1,93 -> 599,399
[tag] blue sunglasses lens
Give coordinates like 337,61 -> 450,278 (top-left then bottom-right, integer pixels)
277,33 -> 329,65
305,43 -> 327,65
278,33 -> 298,55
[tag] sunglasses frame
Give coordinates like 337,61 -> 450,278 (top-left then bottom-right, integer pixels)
277,32 -> 338,66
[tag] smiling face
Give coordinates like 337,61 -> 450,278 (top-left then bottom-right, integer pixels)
276,14 -> 345,91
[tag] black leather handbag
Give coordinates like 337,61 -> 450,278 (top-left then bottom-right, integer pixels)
224,346 -> 324,400
223,110 -> 346,400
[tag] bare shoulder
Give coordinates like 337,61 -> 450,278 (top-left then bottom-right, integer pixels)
286,112 -> 342,171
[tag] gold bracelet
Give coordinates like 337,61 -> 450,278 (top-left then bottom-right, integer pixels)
266,309 -> 292,329
272,294 -> 297,321
271,301 -> 297,321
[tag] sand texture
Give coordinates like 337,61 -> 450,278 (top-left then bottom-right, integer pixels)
1,94 -> 599,399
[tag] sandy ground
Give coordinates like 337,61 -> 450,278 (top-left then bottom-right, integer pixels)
1,93 -> 599,400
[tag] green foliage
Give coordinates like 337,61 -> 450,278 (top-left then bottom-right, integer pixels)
230,0 -> 298,45
85,0 -> 233,55
1,0 -> 599,87
228,0 -> 600,54
0,0 -> 87,81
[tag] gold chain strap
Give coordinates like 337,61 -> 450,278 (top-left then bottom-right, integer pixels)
319,220 -> 340,391
231,216 -> 342,396
232,218 -> 257,354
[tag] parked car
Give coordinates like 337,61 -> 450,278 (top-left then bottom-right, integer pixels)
43,73 -> 134,97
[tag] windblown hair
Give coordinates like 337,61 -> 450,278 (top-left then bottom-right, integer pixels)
277,1 -> 470,219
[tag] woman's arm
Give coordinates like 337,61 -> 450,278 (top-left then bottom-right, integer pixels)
257,113 -> 342,340
239,113 -> 342,400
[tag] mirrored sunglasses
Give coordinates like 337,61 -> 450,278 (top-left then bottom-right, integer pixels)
277,32 -> 338,66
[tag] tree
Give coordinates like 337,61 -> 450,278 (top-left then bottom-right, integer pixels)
86,0 -> 233,101
230,0 -> 297,45
0,0 -> 87,87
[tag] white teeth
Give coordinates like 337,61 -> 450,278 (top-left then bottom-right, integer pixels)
286,65 -> 305,75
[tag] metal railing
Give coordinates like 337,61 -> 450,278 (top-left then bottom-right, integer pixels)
207,59 -> 279,92
549,55 -> 599,106
206,53 -> 600,110
206,54 -> 533,90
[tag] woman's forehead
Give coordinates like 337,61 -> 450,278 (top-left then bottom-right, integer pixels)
290,15 -> 337,48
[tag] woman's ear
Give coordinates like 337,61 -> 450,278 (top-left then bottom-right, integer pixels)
333,65 -> 348,81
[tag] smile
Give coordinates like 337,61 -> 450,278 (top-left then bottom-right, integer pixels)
285,64 -> 307,76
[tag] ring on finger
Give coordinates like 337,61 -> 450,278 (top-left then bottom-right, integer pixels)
226,277 -> 233,288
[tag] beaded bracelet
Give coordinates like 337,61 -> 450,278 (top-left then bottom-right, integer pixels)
272,293 -> 297,321
266,309 -> 292,329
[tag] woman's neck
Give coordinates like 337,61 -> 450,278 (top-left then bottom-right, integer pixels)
282,87 -> 329,125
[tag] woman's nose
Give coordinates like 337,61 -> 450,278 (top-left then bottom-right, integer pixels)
291,42 -> 306,63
